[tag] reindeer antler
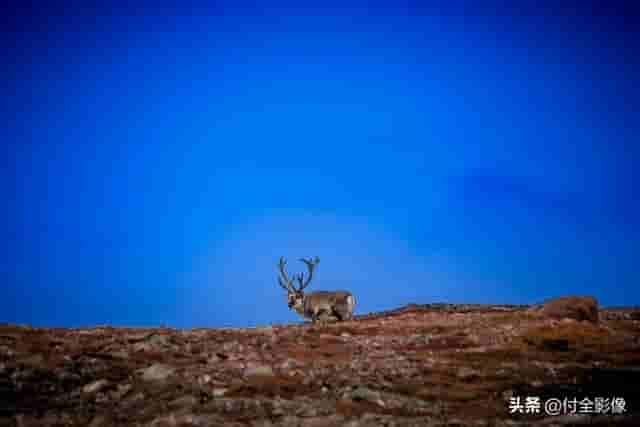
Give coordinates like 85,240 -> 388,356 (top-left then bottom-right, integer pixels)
296,256 -> 320,292
278,257 -> 294,292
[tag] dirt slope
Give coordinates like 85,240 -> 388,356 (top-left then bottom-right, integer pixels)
1,301 -> 639,426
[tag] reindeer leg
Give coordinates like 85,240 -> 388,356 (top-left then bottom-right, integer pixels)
311,308 -> 322,325
315,309 -> 333,325
334,303 -> 352,322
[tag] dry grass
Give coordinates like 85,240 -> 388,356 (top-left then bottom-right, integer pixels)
521,321 -> 611,354
284,341 -> 353,364
392,383 -> 484,402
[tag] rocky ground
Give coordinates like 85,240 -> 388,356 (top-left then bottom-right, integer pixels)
1,296 -> 639,426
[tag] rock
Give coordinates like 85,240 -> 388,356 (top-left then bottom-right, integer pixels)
409,334 -> 432,345
168,394 -> 198,408
280,358 -> 302,371
138,363 -> 175,381
110,349 -> 129,359
349,386 -> 385,406
456,366 -> 480,379
211,388 -> 227,397
147,414 -> 177,426
208,353 -> 224,363
132,342 -> 152,352
88,415 -> 109,427
82,379 -> 110,394
533,296 -> 599,323
95,392 -> 110,404
0,345 -> 14,358
296,406 -> 318,417
244,365 -> 274,377
500,362 -> 519,370
111,383 -> 132,399
271,400 -> 286,416
123,391 -> 145,403
147,333 -> 171,345
133,333 -> 172,352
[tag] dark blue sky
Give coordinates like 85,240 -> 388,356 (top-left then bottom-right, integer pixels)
2,2 -> 638,327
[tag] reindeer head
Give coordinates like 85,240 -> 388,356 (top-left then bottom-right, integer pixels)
277,256 -> 320,312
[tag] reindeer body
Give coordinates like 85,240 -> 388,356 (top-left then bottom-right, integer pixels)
292,290 -> 355,322
278,257 -> 356,323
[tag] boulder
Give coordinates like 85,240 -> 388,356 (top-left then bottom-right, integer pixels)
533,296 -> 599,323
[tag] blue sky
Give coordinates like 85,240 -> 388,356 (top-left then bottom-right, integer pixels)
2,2 -> 638,327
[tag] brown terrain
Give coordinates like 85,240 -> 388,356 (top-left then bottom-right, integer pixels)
1,296 -> 639,426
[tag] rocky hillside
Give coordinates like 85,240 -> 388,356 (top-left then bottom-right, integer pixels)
1,297 -> 639,426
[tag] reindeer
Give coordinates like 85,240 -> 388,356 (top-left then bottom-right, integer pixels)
277,256 -> 355,323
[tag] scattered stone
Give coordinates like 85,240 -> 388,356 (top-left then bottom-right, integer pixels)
110,350 -> 129,359
244,365 -> 274,378
280,358 -> 302,370
128,391 -> 145,402
138,363 -> 175,381
296,406 -> 318,417
271,400 -> 286,416
168,394 -> 197,408
349,386 -> 385,407
211,388 -> 227,397
132,333 -> 172,353
409,334 -> 432,345
0,345 -> 14,358
208,353 -> 225,363
111,383 -> 132,400
147,414 -> 180,427
82,379 -> 110,394
0,302 -> 637,426
456,366 -> 480,379
88,415 -> 109,427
